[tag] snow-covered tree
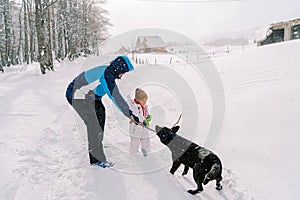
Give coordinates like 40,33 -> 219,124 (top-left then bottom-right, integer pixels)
0,0 -> 4,72
2,0 -> 12,67
0,0 -> 110,74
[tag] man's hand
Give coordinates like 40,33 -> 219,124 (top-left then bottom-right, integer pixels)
130,114 -> 139,125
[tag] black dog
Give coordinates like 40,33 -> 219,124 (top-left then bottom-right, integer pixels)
155,125 -> 223,195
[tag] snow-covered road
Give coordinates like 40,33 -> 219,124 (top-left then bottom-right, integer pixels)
1,39 -> 300,200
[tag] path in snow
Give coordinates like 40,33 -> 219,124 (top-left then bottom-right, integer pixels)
4,44 -> 299,199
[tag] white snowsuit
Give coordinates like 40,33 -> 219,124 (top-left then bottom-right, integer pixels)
128,98 -> 150,155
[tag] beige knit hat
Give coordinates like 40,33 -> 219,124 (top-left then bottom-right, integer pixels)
135,88 -> 148,101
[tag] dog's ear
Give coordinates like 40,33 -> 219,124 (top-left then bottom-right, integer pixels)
171,126 -> 180,133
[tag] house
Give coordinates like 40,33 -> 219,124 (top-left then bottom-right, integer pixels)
135,36 -> 167,53
258,18 -> 300,46
116,46 -> 129,54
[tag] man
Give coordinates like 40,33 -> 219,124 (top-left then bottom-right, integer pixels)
66,55 -> 139,168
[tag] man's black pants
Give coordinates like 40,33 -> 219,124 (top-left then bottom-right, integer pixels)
71,99 -> 106,164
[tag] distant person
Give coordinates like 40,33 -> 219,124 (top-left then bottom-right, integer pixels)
65,56 -> 140,168
128,88 -> 152,157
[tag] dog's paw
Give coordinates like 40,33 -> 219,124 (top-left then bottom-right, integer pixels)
187,190 -> 197,195
187,188 -> 202,195
169,171 -> 175,175
216,185 -> 223,190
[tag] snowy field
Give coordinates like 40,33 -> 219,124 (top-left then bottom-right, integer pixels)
1,39 -> 300,200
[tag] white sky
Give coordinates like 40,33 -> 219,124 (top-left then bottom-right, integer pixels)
105,0 -> 300,43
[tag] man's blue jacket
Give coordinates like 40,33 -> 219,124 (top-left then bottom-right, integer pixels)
66,56 -> 134,118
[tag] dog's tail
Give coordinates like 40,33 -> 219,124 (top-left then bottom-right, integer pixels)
203,163 -> 222,185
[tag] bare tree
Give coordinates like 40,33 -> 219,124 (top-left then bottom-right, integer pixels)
34,0 -> 56,74
3,0 -> 12,67
0,0 -> 5,71
0,0 -> 110,74
23,0 -> 30,64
